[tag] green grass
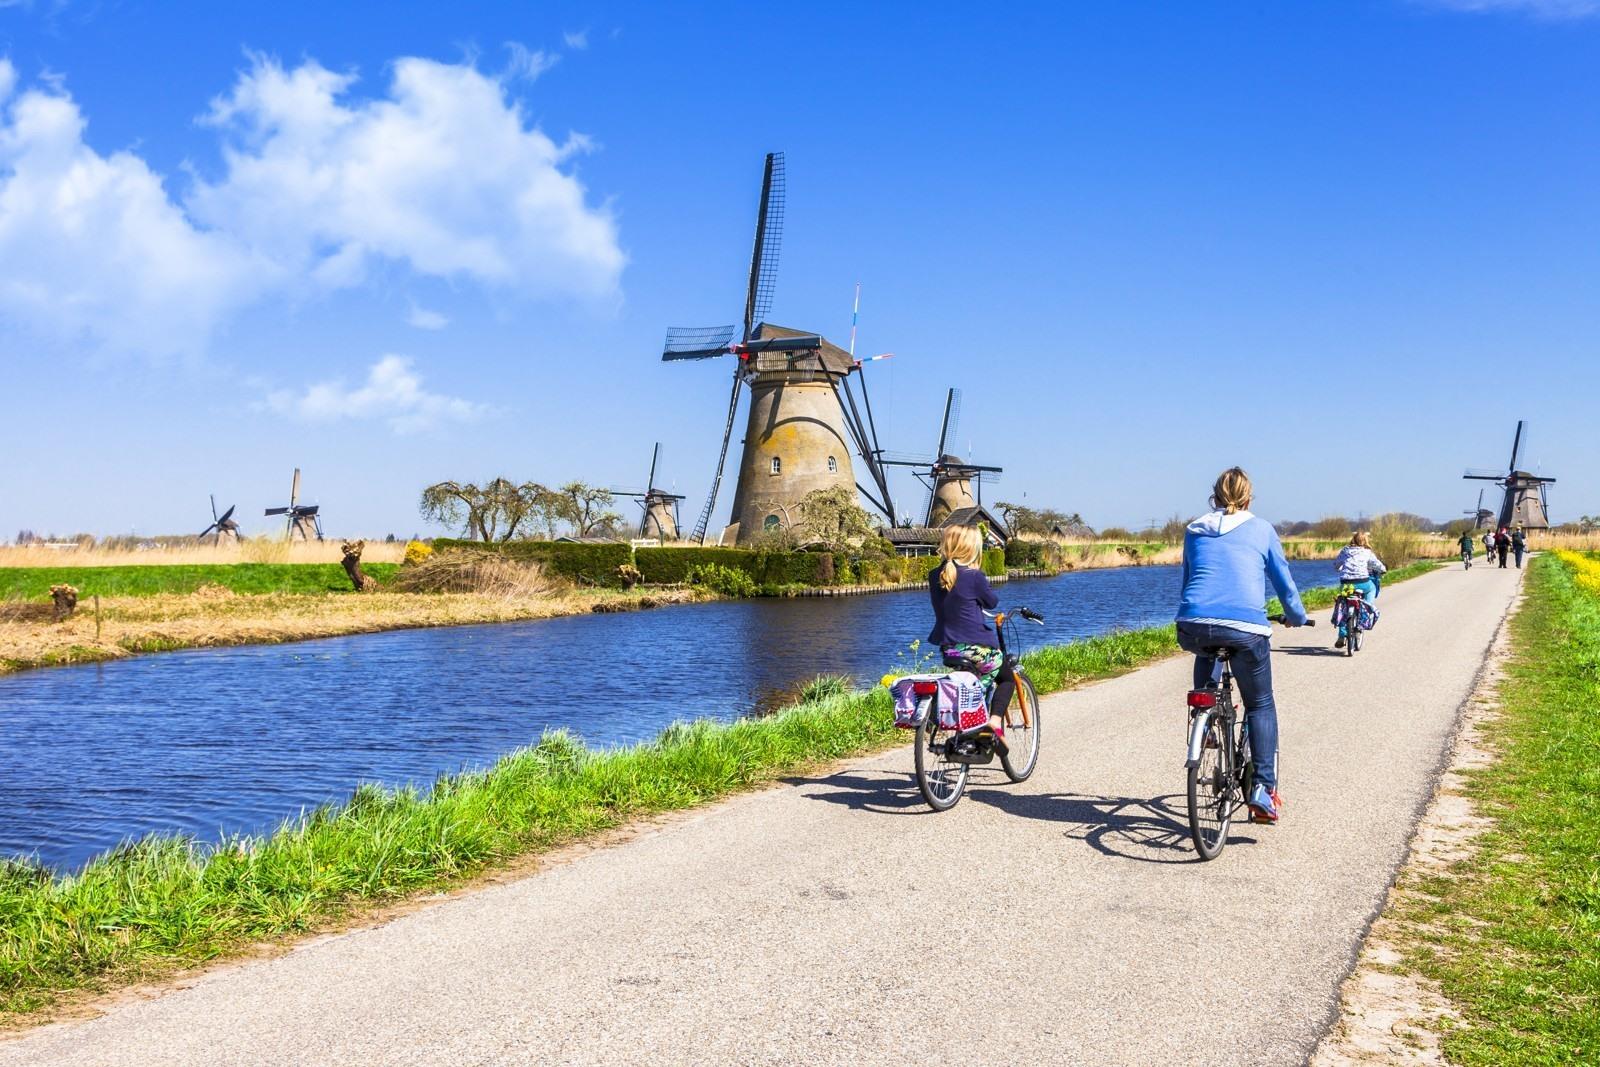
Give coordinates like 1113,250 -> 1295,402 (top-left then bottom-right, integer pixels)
1396,553 -> 1600,1065
0,563 -> 400,600
0,561 -> 1443,1018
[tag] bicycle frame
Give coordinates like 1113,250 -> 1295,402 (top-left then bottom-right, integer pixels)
1185,658 -> 1250,814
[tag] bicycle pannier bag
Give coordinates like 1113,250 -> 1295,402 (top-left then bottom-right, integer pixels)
890,672 -> 988,731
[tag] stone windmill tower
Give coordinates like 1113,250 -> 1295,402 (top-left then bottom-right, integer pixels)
1463,420 -> 1556,530
662,153 -> 896,544
882,388 -> 1003,526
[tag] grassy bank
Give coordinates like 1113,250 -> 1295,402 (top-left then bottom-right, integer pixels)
0,563 -> 1443,1019
1393,552 -> 1600,1064
0,563 -> 401,600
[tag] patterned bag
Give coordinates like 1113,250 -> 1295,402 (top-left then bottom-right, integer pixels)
890,672 -> 988,731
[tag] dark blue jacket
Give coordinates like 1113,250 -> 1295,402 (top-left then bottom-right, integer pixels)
927,563 -> 999,647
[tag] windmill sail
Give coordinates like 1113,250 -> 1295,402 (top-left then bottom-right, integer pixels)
743,152 -> 785,343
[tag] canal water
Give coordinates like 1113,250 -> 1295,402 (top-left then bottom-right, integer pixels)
1,560 -> 1337,871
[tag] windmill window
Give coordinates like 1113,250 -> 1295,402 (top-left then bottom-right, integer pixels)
770,457 -> 782,475
827,456 -> 838,473
764,514 -> 781,532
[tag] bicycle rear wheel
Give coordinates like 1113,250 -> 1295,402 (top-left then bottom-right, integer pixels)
1000,671 -> 1041,782
1187,715 -> 1233,860
914,711 -> 969,811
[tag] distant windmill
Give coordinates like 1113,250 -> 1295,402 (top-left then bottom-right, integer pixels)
265,468 -> 323,541
879,388 -> 1003,526
1462,487 -> 1493,530
199,495 -> 241,545
1463,420 -> 1556,530
612,443 -> 686,541
661,152 -> 897,544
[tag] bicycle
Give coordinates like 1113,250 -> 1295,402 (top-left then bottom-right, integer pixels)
1333,582 -> 1372,656
1461,548 -> 1473,571
1183,615 -> 1313,860
911,606 -> 1045,812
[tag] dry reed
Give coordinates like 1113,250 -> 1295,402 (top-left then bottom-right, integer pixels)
0,541 -> 406,569
393,552 -> 559,600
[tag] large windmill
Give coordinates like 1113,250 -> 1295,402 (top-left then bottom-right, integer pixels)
198,495 -> 241,545
264,468 -> 323,541
613,443 -> 686,541
1463,420 -> 1556,530
880,388 -> 1003,526
661,152 -> 896,544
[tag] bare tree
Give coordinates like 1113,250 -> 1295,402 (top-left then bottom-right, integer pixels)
419,479 -> 550,541
553,482 -> 622,538
796,486 -> 875,551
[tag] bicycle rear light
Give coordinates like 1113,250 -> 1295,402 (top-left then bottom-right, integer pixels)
1186,690 -> 1218,709
912,681 -> 939,696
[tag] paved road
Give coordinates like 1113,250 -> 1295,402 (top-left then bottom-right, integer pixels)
3,563 -> 1522,1067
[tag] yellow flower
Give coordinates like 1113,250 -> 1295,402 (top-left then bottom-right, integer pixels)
880,673 -> 900,689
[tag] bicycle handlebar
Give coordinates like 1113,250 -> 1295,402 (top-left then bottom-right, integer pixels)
1268,614 -> 1315,627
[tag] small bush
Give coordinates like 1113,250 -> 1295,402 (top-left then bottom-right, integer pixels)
687,563 -> 760,597
403,540 -> 433,567
799,674 -> 852,703
981,548 -> 1006,577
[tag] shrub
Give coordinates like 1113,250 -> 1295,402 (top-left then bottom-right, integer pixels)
1005,538 -> 1058,570
687,562 -> 759,597
1368,519 -> 1423,566
1098,527 -> 1134,541
403,540 -> 433,567
393,552 -> 559,599
432,539 -> 634,588
635,546 -> 759,585
981,548 -> 1006,577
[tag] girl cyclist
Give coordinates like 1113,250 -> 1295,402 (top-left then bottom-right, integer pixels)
928,524 -> 1011,754
1175,467 -> 1307,824
1333,531 -> 1387,649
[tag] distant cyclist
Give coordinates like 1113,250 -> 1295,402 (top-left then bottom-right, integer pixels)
1175,467 -> 1307,825
1333,531 -> 1387,649
1483,529 -> 1495,564
928,524 -> 1012,754
1457,530 -> 1475,569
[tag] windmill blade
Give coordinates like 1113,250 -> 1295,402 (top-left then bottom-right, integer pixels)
265,507 -> 290,516
689,369 -> 745,544
742,152 -> 785,343
210,494 -> 219,522
878,451 -> 937,467
1463,468 -> 1504,480
199,522 -> 219,538
298,505 -> 320,517
290,468 -> 302,508
663,325 -> 737,360
218,504 -> 236,526
1507,420 -> 1526,472
646,443 -> 661,495
935,388 -> 962,458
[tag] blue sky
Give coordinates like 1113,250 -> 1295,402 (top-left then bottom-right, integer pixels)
1,0 -> 1595,539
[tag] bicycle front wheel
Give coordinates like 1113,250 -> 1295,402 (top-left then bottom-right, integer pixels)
914,712 -> 969,811
1187,715 -> 1233,860
1000,671 -> 1041,782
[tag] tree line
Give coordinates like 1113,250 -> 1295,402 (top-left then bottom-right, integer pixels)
418,480 -> 625,541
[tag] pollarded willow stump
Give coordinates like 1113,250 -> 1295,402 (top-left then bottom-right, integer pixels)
340,540 -> 369,592
50,584 -> 79,620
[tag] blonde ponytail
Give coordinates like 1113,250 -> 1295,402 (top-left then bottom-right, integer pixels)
938,525 -> 982,590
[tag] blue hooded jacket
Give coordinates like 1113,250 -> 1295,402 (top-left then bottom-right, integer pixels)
1176,510 -> 1307,634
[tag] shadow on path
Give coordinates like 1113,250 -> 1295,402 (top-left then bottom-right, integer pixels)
794,771 -> 1260,863
1278,647 -> 1347,658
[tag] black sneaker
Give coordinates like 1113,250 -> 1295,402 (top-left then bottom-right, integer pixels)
1334,635 -> 1346,649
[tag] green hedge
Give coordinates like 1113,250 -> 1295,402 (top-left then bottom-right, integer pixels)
982,548 -> 1006,576
634,546 -> 834,587
432,539 -> 634,588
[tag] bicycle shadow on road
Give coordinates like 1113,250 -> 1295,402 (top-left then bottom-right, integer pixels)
968,789 -> 1261,864
786,770 -> 934,815
1277,647 -> 1348,658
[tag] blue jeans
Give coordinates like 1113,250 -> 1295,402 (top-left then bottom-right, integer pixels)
1176,622 -> 1279,792
1338,579 -> 1378,637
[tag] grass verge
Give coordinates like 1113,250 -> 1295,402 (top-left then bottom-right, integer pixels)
0,563 -> 401,600
0,563 -> 1440,1019
1394,552 -> 1599,1064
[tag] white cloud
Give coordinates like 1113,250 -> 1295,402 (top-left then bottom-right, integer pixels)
504,42 -> 560,81
1416,0 -> 1600,17
0,54 -> 624,360
563,30 -> 589,50
0,59 -> 265,358
265,355 -> 488,433
406,304 -> 448,330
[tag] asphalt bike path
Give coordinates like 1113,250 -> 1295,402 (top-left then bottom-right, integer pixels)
2,564 -> 1523,1066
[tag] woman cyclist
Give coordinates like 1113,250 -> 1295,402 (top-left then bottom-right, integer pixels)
1333,531 -> 1387,649
1176,467 -> 1307,824
928,524 -> 1011,755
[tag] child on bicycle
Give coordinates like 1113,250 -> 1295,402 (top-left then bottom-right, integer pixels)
928,524 -> 1011,754
1332,531 -> 1387,649
1175,467 -> 1307,824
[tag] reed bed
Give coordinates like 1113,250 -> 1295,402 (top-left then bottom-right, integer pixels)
0,563 -> 1442,1018
0,541 -> 406,568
